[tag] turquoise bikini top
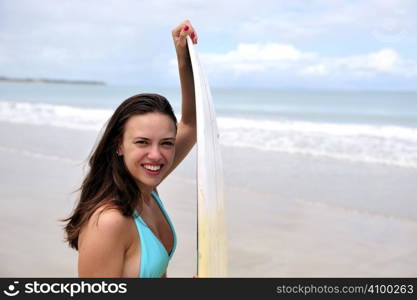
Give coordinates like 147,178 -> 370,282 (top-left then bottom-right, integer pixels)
132,191 -> 177,278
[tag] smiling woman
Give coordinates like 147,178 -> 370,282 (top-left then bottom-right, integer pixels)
62,20 -> 198,278
117,107 -> 178,191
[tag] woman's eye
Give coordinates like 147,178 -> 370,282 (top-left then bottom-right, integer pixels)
135,140 -> 147,145
162,141 -> 174,146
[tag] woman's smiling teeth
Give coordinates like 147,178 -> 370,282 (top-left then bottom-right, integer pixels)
143,164 -> 162,171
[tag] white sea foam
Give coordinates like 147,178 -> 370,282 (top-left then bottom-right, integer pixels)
1,101 -> 417,169
218,117 -> 417,141
0,101 -> 112,131
217,117 -> 417,169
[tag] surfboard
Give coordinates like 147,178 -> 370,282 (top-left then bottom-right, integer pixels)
186,36 -> 228,277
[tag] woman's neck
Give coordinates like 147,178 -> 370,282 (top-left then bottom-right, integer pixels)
137,184 -> 154,206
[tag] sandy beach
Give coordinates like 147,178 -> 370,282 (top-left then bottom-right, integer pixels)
1,121 -> 417,277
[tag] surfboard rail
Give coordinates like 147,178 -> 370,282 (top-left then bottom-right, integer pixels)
186,36 -> 228,278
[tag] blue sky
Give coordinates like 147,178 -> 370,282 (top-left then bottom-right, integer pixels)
1,0 -> 416,90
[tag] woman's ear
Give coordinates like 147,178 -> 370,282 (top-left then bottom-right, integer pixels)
117,143 -> 123,156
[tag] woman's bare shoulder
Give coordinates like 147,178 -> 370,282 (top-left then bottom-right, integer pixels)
93,205 -> 130,229
78,205 -> 133,277
79,204 -> 132,248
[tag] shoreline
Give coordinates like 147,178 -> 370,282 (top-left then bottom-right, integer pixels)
0,77 -> 106,86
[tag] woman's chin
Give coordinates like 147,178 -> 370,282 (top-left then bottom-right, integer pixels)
136,177 -> 162,190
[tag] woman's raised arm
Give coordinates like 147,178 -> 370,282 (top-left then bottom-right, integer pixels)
163,20 -> 198,179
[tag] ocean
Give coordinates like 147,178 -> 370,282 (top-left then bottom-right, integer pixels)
1,81 -> 417,277
1,81 -> 417,218
2,82 -> 417,167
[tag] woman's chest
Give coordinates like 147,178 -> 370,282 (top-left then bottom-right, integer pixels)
140,203 -> 174,254
122,207 -> 174,277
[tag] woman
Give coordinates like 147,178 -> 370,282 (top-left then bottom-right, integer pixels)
63,20 -> 198,278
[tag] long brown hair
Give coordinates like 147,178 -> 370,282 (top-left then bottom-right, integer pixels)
63,93 -> 177,250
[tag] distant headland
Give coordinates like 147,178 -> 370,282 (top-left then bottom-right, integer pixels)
0,76 -> 106,86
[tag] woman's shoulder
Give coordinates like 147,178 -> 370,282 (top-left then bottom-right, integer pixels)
77,204 -> 135,277
79,204 -> 133,249
89,204 -> 131,232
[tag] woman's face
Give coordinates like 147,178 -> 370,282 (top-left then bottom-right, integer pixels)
118,112 -> 176,190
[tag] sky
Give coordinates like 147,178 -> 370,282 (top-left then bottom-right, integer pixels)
1,0 -> 416,90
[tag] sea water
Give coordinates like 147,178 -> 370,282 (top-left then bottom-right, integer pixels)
2,82 -> 417,168
1,81 -> 416,219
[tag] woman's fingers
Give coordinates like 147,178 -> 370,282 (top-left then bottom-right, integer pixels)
183,20 -> 198,44
178,25 -> 189,47
171,22 -> 183,39
172,20 -> 198,46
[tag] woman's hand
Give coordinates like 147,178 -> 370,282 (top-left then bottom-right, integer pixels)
172,19 -> 198,62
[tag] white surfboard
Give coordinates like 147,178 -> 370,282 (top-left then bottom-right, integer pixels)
186,36 -> 228,277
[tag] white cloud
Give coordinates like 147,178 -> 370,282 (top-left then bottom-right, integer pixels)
197,43 -> 316,74
198,44 -> 413,76
319,49 -> 415,77
232,63 -> 266,72
322,49 -> 399,75
367,49 -> 401,72
191,43 -> 417,88
301,64 -> 328,76
205,43 -> 314,62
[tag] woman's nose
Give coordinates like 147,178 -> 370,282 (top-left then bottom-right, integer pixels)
147,145 -> 162,160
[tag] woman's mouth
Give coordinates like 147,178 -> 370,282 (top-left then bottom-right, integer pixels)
141,164 -> 163,176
